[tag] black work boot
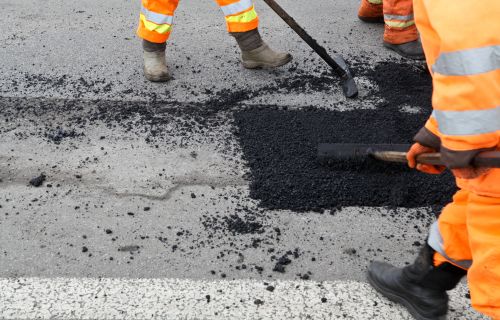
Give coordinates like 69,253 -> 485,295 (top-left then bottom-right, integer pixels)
383,40 -> 425,60
368,245 -> 466,320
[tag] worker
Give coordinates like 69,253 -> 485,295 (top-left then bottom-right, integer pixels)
138,0 -> 292,82
357,0 -> 424,60
367,0 -> 500,319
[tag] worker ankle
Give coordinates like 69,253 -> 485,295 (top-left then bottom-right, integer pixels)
143,39 -> 166,52
402,244 -> 466,292
402,244 -> 435,282
231,29 -> 264,52
420,263 -> 467,291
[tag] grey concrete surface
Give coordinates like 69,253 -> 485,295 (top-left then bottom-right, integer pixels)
0,0 -> 486,319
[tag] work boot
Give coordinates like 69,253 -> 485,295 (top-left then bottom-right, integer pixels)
368,245 -> 466,320
241,44 -> 293,69
232,29 -> 292,69
383,40 -> 425,60
358,0 -> 384,23
142,40 -> 170,82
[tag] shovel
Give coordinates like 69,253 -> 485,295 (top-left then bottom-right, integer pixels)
317,143 -> 500,168
262,0 -> 358,98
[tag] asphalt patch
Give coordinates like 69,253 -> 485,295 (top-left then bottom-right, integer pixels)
234,61 -> 457,211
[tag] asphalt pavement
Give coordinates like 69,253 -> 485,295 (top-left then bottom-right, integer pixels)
0,0 -> 487,319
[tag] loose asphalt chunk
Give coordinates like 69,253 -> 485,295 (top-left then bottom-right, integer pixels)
29,173 -> 46,187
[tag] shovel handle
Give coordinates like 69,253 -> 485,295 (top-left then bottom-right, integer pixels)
374,151 -> 500,168
261,0 -> 350,78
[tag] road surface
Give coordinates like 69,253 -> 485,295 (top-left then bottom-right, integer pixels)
0,0 -> 485,319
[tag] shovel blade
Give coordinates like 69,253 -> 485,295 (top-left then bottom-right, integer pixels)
342,77 -> 358,98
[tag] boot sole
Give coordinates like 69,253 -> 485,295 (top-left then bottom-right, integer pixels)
144,74 -> 171,82
242,55 -> 293,69
144,67 -> 171,82
358,15 -> 384,23
367,272 -> 447,320
383,42 -> 426,61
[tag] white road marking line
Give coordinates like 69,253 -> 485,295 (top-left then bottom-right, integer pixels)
0,278 -> 485,319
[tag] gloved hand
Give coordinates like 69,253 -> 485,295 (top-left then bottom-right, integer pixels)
441,147 -> 491,180
451,167 -> 490,180
406,143 -> 446,174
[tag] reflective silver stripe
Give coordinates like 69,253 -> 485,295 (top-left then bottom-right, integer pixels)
141,5 -> 174,25
384,14 -> 414,21
428,222 -> 472,269
433,45 -> 500,76
220,0 -> 253,16
433,106 -> 500,136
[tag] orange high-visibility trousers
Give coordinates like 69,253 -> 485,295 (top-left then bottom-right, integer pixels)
413,0 -> 500,317
138,0 -> 259,43
359,0 -> 418,44
429,190 -> 500,319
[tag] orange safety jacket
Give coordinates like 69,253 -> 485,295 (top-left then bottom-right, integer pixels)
412,0 -> 500,197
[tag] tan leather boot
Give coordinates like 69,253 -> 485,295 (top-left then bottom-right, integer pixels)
383,40 -> 425,60
232,29 -> 292,69
241,43 -> 292,69
143,51 -> 170,82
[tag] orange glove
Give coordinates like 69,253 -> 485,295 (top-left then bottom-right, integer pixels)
406,143 -> 445,175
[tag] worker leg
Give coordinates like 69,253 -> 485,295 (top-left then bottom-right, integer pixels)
214,0 -> 259,33
429,189 -> 500,318
428,189 -> 473,270
382,0 -> 423,59
382,0 -> 417,44
214,0 -> 291,69
357,0 -> 384,23
138,0 -> 178,81
137,0 -> 179,44
466,193 -> 500,319
368,190 -> 469,319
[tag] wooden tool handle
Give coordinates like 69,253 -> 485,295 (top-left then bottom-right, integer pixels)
373,151 -> 500,168
470,151 -> 500,167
